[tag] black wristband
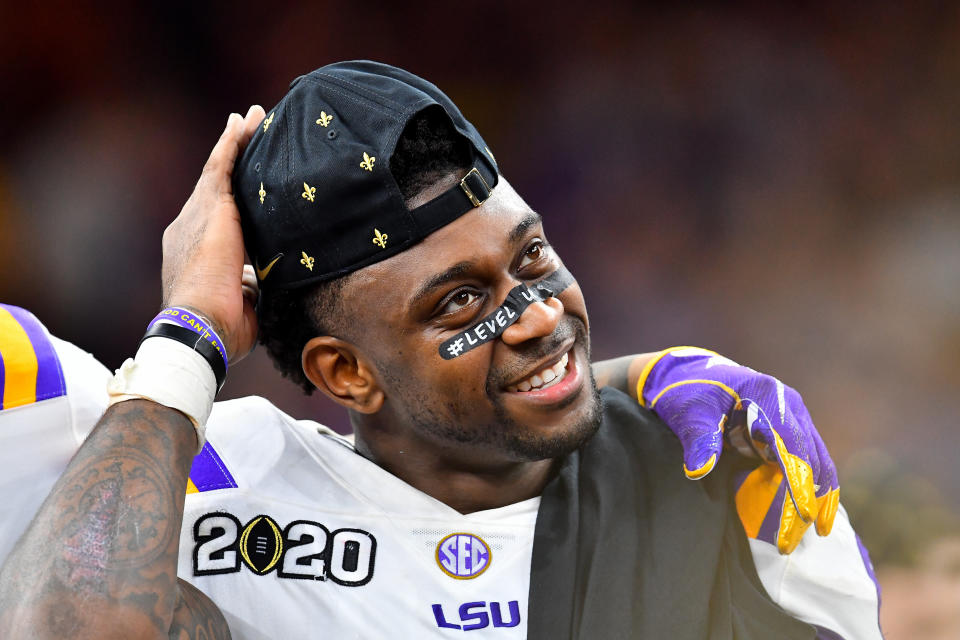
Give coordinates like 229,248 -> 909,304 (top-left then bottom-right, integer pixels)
141,322 -> 227,392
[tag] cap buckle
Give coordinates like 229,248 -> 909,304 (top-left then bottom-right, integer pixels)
460,167 -> 492,208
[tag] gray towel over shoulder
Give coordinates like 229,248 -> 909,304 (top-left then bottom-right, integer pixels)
527,387 -> 815,640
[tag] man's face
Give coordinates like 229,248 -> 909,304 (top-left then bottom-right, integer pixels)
340,178 -> 600,466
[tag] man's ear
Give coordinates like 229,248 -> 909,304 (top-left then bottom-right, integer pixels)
302,336 -> 385,414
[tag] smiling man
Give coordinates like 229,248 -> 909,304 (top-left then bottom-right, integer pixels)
0,62 -> 880,639
300,191 -> 598,510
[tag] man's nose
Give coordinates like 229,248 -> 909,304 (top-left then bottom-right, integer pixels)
501,296 -> 564,345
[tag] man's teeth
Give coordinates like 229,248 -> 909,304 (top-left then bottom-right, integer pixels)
508,352 -> 570,392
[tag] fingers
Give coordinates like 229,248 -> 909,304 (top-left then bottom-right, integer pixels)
785,396 -> 839,537
241,263 -> 257,288
241,105 -> 266,149
812,430 -> 840,535
650,380 -> 740,481
683,453 -> 718,480
680,415 -> 724,479
769,430 -> 818,524
202,113 -> 245,182
241,264 -> 259,306
745,403 -> 818,524
739,397 -> 837,552
790,399 -> 840,536
776,489 -> 814,554
815,487 -> 840,536
201,105 -> 266,192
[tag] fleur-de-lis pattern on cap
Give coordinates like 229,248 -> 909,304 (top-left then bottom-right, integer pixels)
360,152 -> 376,172
300,251 -> 315,271
233,61 -> 500,290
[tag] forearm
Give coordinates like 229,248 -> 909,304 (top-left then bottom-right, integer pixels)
592,353 -> 657,398
0,400 -> 196,638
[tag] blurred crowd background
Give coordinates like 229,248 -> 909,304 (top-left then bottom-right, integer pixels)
2,1 -> 959,634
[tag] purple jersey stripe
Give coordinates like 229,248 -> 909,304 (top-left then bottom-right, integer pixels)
188,441 -> 238,492
2,305 -> 66,403
856,533 -> 883,632
0,345 -> 5,408
813,624 -> 847,640
754,480 -> 786,546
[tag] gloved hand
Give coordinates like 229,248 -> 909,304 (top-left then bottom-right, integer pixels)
638,346 -> 840,554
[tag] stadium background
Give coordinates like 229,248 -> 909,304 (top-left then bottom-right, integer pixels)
2,2 -> 958,634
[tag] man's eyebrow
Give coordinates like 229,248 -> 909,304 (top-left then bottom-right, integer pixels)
409,212 -> 543,310
410,261 -> 474,308
509,212 -> 543,243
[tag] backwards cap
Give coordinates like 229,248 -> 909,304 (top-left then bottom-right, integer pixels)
234,60 -> 499,290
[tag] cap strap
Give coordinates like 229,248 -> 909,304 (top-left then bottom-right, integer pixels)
460,168 -> 492,207
410,161 -> 498,234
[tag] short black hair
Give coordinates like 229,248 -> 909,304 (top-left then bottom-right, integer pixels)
258,107 -> 474,394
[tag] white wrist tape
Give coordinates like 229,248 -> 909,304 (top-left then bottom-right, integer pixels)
107,337 -> 217,453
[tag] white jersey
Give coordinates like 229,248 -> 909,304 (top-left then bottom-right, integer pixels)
0,305 -> 882,639
182,397 -> 538,638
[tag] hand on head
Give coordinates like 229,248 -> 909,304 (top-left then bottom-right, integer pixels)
161,105 -> 265,363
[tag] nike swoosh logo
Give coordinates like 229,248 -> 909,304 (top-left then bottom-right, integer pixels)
255,254 -> 283,280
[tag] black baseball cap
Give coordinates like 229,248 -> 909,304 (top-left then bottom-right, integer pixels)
234,60 -> 499,290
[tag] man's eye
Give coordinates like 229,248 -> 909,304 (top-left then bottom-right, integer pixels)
519,241 -> 546,268
440,290 -> 479,315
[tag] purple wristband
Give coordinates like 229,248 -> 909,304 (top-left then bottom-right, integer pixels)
149,308 -> 228,368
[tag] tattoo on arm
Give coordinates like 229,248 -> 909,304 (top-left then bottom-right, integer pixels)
171,579 -> 232,640
0,400 -> 226,639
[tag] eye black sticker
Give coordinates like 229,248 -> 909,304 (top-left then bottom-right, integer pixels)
438,267 -> 574,359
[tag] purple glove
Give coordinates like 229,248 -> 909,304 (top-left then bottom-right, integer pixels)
638,347 -> 840,554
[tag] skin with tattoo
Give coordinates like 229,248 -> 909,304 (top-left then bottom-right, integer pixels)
170,580 -> 233,640
0,401 -> 229,639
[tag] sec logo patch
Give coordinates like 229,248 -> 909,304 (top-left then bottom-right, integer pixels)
239,515 -> 283,574
436,533 -> 491,579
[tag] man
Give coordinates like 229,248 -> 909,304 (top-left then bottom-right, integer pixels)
0,62 -> 880,638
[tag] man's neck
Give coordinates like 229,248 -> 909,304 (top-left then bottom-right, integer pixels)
351,430 -> 556,514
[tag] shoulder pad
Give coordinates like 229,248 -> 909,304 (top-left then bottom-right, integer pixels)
0,304 -> 66,410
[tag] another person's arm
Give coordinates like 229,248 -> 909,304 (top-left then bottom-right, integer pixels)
592,353 -> 654,399
595,353 -> 882,635
593,348 -> 840,554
